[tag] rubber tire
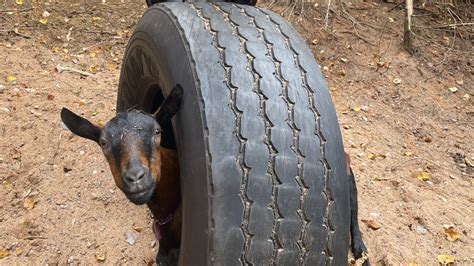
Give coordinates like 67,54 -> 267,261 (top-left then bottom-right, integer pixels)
117,3 -> 349,265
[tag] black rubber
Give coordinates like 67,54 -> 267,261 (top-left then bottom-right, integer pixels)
117,3 -> 350,265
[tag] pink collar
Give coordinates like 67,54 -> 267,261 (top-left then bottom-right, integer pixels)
152,213 -> 174,240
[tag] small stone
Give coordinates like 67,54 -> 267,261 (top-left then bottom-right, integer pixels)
92,170 -> 98,175
361,105 -> 370,112
369,212 -> 380,219
125,231 -> 136,245
0,85 -> 6,93
426,181 -> 434,186
449,174 -> 457,179
0,107 -> 10,113
42,11 -> 50,18
79,150 -> 85,155
416,225 -> 428,235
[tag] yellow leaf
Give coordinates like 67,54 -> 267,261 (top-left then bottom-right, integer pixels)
463,94 -> 470,101
14,247 -> 22,256
88,52 -> 96,58
403,151 -> 414,156
23,197 -> 36,209
393,78 -> 402,85
408,263 -> 418,266
448,87 -> 458,93
95,250 -> 106,261
6,75 -> 16,82
367,153 -> 376,160
353,106 -> 361,112
89,66 -> 97,74
437,254 -> 454,264
133,225 -> 143,232
97,120 -> 105,127
38,18 -> 48,25
15,0 -> 24,4
416,172 -> 430,181
0,248 -> 9,259
443,225 -> 461,241
105,63 -> 116,71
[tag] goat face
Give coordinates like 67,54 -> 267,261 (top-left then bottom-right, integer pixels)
60,85 -> 183,205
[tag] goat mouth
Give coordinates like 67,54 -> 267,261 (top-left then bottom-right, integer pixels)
126,183 -> 156,205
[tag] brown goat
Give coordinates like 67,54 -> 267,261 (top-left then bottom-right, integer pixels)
61,85 -> 183,265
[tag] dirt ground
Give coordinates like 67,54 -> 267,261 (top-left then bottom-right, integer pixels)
0,0 -> 472,264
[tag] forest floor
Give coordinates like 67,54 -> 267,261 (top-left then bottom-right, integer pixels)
0,0 -> 472,264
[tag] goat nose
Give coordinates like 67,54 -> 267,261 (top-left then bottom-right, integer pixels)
124,167 -> 146,183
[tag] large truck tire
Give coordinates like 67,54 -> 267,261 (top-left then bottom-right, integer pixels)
117,2 -> 350,265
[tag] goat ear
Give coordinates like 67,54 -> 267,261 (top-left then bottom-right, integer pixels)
154,84 -> 184,126
61,108 -> 101,143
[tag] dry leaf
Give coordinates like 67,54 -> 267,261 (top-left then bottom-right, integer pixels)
133,225 -> 143,232
362,219 -> 381,230
463,94 -> 470,101
6,75 -> 16,82
437,254 -> 454,265
38,18 -> 48,25
353,106 -> 361,112
443,225 -> 461,241
23,197 -> 36,209
88,52 -> 96,58
95,250 -> 106,261
416,172 -> 430,181
89,66 -> 97,74
354,251 -> 369,266
15,0 -> 24,4
403,151 -> 414,156
0,248 -> 9,259
393,78 -> 402,85
367,153 -> 376,160
448,87 -> 458,93
106,63 -> 116,71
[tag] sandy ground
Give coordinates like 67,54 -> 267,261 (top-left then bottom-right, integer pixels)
0,0 -> 472,264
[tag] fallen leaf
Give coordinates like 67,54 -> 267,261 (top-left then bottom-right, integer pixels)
89,66 -> 97,74
354,251 -> 369,266
88,52 -> 96,58
361,219 -> 381,230
403,151 -> 414,156
38,18 -> 48,25
23,197 -> 36,209
133,225 -> 143,232
448,87 -> 458,93
353,106 -> 361,112
367,153 -> 376,160
463,94 -> 470,101
95,250 -> 106,261
443,225 -> 461,241
393,78 -> 402,85
416,172 -> 430,181
97,120 -> 105,127
15,0 -> 24,4
437,254 -> 454,265
105,63 -> 116,71
14,247 -> 22,256
6,75 -> 16,82
0,248 -> 9,259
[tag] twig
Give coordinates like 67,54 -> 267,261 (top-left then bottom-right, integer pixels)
24,236 -> 47,240
56,64 -> 95,77
337,30 -> 376,46
0,7 -> 34,13
324,0 -> 331,29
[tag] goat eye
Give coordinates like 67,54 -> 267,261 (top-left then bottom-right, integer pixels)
99,139 -> 107,148
155,129 -> 162,135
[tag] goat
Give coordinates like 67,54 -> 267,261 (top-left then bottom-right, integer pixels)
346,152 -> 370,266
61,83 -> 368,265
61,85 -> 184,265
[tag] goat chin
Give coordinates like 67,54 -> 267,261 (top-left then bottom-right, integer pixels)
124,183 -> 156,205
